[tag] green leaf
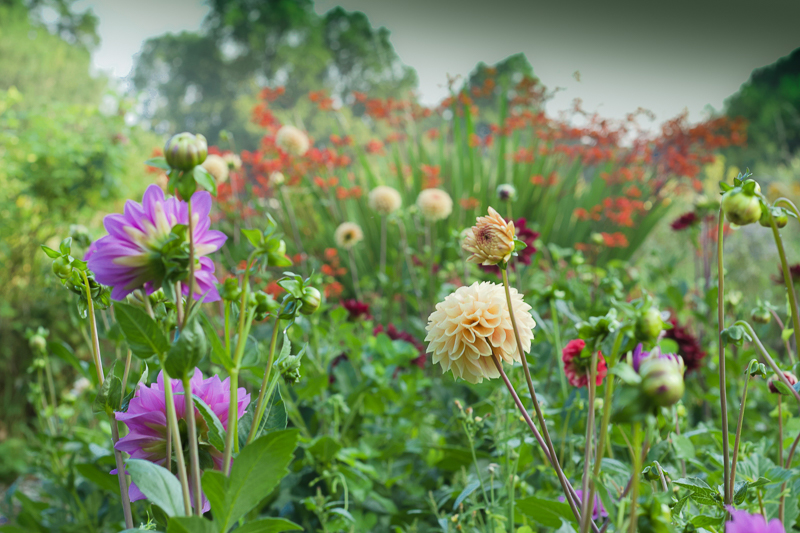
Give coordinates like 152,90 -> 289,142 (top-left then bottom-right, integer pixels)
691,514 -> 724,528
92,361 -> 122,415
673,477 -> 723,507
166,517 -> 215,533
164,318 -> 208,379
515,496 -> 577,527
193,165 -> 217,195
145,157 -> 170,170
193,395 -> 226,452
47,341 -> 88,378
307,435 -> 342,463
114,302 -> 170,358
200,313 -> 232,371
241,228 -> 263,248
41,245 -> 61,258
609,362 -> 641,385
201,429 -> 299,532
238,386 -> 286,449
75,463 -> 123,494
452,480 -> 481,510
233,518 -> 303,533
671,433 -> 695,460
126,458 -> 187,517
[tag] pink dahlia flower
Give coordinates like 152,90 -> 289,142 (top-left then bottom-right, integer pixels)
87,184 -> 227,301
562,339 -> 607,388
113,369 -> 250,512
559,489 -> 608,520
725,507 -> 784,533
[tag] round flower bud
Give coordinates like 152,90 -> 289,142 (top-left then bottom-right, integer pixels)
640,356 -> 685,407
721,190 -> 761,226
276,125 -> 310,156
590,232 -> 604,245
267,240 -> 289,265
334,222 -> 364,249
219,278 -> 242,302
300,287 -> 321,315
759,206 -> 788,228
164,132 -> 208,171
254,291 -> 280,321
29,334 -> 47,353
462,207 -> 516,266
223,153 -> 242,170
768,371 -> 798,395
269,171 -> 285,187
496,184 -> 517,202
368,185 -> 402,215
416,188 -> 453,221
751,306 -> 771,324
279,355 -> 302,384
202,154 -> 229,184
636,307 -> 663,341
52,257 -> 72,279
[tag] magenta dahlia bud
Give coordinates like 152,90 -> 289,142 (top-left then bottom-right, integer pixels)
640,355 -> 685,407
721,181 -> 761,226
164,132 -> 208,171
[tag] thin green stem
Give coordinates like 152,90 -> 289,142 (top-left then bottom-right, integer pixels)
628,423 -> 642,533
379,215 -> 387,279
550,298 -> 568,398
120,349 -> 133,408
729,363 -> 755,501
778,398 -> 785,525
717,210 -> 731,506
734,321 -> 800,408
161,367 -> 192,515
464,424 -> 492,532
769,211 -> 800,358
580,349 -> 598,533
181,375 -> 203,515
80,271 -> 104,384
247,313 -> 283,444
184,199 -> 196,328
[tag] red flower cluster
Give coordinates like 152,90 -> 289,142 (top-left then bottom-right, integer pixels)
562,339 -> 607,388
342,299 -> 371,321
663,317 -> 706,374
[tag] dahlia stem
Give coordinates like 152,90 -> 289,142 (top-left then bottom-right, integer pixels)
398,220 -> 424,320
580,348 -> 599,533
786,430 -> 800,468
184,199 -> 196,328
120,348 -> 132,407
175,281 -> 184,328
778,397 -> 785,525
490,353 -> 584,528
161,368 -> 192,515
247,312 -> 283,445
768,211 -> 800,358
729,360 -> 756,502
379,215 -> 387,279
462,421 -> 493,533
628,422 -> 642,533
769,309 -> 795,364
774,197 -> 800,221
734,321 -> 800,408
550,298 -> 568,398
594,331 -> 623,477
80,270 -> 133,529
499,267 -> 598,532
181,375 -> 203,515
716,210 -> 731,507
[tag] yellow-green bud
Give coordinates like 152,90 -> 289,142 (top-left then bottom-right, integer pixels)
164,132 -> 208,171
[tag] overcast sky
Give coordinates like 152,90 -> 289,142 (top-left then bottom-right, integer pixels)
77,0 -> 800,126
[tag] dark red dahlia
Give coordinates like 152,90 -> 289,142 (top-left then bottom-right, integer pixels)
341,299 -> 372,320
374,324 -> 426,369
670,212 -> 699,231
329,353 -> 349,384
772,263 -> 800,285
663,317 -> 706,374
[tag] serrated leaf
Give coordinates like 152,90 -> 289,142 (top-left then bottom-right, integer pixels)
126,458 -> 186,517
199,313 -> 232,371
193,395 -> 226,452
92,361 -> 122,415
166,516 -> 215,533
114,302 -> 170,358
164,318 -> 208,379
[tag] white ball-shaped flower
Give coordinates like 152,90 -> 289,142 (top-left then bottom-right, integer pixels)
368,185 -> 402,215
334,222 -> 364,249
416,188 -> 453,222
202,154 -> 229,183
425,282 -> 536,384
276,125 -> 310,156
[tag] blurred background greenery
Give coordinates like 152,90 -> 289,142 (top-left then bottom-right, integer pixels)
1,0 -> 799,481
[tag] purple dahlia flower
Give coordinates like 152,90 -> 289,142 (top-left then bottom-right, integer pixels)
87,184 -> 227,301
113,369 -> 250,512
725,507 -> 784,533
558,489 -> 608,520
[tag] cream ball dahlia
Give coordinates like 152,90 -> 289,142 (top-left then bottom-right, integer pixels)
416,188 -> 453,221
368,185 -> 402,215
334,222 -> 364,249
202,154 -> 229,183
425,281 -> 536,384
276,125 -> 310,156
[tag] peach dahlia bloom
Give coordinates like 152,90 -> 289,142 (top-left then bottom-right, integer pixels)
462,207 -> 516,265
425,281 -> 535,383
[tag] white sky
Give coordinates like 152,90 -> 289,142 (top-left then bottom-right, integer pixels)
78,0 -> 800,127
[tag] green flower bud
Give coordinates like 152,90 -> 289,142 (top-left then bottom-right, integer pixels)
164,132 -> 208,171
219,278 -> 242,302
300,286 -> 321,315
253,291 -> 280,321
52,257 -> 72,279
590,232 -> 604,245
640,357 -> 685,407
721,189 -> 761,226
751,306 -> 771,324
29,334 -> 47,353
759,206 -> 788,228
279,355 -> 302,384
636,307 -> 663,341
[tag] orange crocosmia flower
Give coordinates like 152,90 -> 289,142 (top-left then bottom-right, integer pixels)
313,176 -> 326,189
468,133 -> 480,148
531,174 -> 545,186
365,139 -> 384,154
459,197 -> 480,210
324,248 -> 338,260
625,185 -> 642,198
574,208 -> 590,221
336,187 -> 348,200
327,177 -> 339,187
325,281 -> 344,298
321,264 -> 335,276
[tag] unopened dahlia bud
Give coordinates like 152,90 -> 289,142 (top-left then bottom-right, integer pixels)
462,207 -> 516,266
640,356 -> 685,407
721,183 -> 761,226
496,183 -> 516,202
768,371 -> 798,394
636,307 -> 664,341
368,185 -> 402,215
759,206 -> 788,228
334,222 -> 364,249
300,287 -> 322,315
751,306 -> 771,324
254,291 -> 279,321
202,154 -> 229,183
590,232 -> 604,245
280,355 -> 302,384
164,132 -> 208,171
416,188 -> 453,221
223,153 -> 242,170
29,334 -> 47,353
52,257 -> 72,279
219,278 -> 242,302
269,171 -> 285,187
276,125 -> 310,156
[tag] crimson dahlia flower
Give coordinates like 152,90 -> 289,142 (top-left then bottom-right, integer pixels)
113,369 -> 250,511
562,339 -> 607,388
87,184 -> 226,301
